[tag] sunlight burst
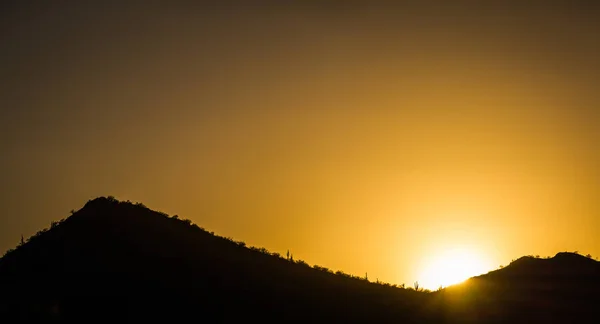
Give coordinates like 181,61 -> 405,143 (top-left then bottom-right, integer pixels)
418,248 -> 491,290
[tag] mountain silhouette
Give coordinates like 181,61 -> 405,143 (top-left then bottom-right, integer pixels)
434,252 -> 600,323
0,197 -> 434,323
0,197 -> 598,323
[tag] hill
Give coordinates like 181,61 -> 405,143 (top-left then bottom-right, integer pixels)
0,197 -> 435,323
1,197 -> 598,323
434,251 -> 600,323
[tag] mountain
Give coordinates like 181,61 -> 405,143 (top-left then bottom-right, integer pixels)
433,252 -> 600,323
1,197 -> 598,323
0,197 -> 435,323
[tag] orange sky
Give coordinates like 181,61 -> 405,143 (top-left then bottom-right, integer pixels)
1,1 -> 598,286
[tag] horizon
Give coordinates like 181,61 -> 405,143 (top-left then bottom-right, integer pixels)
2,195 -> 597,290
5,195 -> 597,290
1,1 -> 599,290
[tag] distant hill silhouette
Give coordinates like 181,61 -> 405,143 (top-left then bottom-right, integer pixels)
434,252 -> 600,323
0,197 -> 598,323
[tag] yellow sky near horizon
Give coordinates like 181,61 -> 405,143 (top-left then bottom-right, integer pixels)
1,1 -> 598,288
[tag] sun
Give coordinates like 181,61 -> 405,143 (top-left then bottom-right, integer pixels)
418,247 -> 491,290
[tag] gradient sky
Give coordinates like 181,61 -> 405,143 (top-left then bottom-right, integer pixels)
1,1 -> 599,286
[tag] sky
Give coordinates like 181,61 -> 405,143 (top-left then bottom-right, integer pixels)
1,1 -> 599,287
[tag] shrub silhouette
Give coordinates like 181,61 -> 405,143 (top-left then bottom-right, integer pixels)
295,260 -> 309,267
313,265 -> 333,273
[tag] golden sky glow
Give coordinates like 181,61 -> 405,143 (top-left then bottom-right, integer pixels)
1,2 -> 598,286
418,246 -> 493,290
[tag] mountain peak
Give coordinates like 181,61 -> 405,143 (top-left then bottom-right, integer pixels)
82,195 -> 118,207
475,250 -> 599,281
80,196 -> 143,212
553,251 -> 594,261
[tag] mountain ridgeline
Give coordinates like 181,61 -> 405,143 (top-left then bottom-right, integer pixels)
0,197 -> 598,323
0,197 -> 433,323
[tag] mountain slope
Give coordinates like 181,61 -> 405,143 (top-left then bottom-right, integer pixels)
0,197 -> 434,323
434,252 -> 600,323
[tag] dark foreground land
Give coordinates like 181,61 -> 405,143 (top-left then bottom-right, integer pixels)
1,197 -> 598,323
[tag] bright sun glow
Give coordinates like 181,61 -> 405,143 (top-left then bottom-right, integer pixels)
418,248 -> 491,290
